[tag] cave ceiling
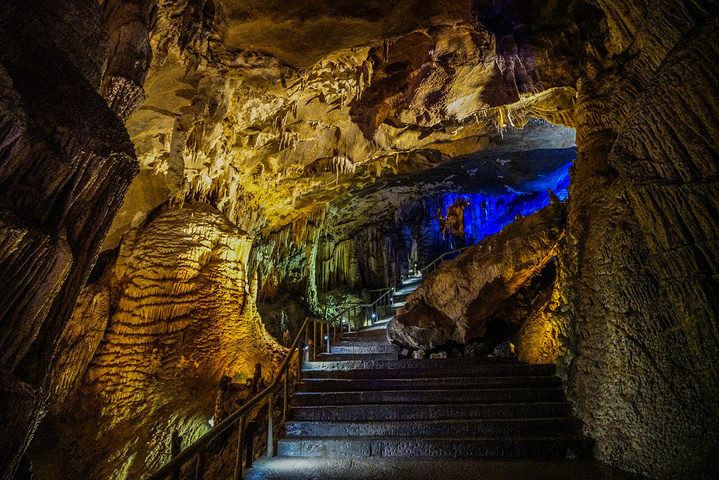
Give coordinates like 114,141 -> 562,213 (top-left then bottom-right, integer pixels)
107,0 -> 593,249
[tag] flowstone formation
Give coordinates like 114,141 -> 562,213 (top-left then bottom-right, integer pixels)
31,203 -> 283,480
388,202 -> 565,357
0,1 -> 139,477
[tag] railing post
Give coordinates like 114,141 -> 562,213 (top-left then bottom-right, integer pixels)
297,341 -> 304,378
319,323 -> 324,354
326,328 -> 331,354
245,421 -> 257,468
233,416 -> 245,480
267,392 -> 274,458
283,371 -> 289,423
195,448 -> 206,480
313,321 -> 317,361
170,431 -> 181,480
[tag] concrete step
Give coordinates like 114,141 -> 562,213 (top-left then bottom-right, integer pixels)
291,387 -> 565,406
285,417 -> 579,438
277,435 -> 590,459
392,286 -> 418,296
357,322 -> 390,332
315,352 -> 399,362
302,357 -> 526,374
392,288 -> 417,302
401,276 -> 423,286
330,343 -> 398,354
296,375 -> 563,392
361,317 -> 392,328
290,402 -> 572,421
245,456 -> 638,480
343,328 -> 388,338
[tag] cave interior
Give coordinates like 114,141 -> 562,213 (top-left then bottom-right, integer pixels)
1,0 -> 718,479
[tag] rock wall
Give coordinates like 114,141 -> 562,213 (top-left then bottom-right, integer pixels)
0,1 -> 139,477
388,202 -> 566,352
31,203 -> 283,479
559,3 -> 719,477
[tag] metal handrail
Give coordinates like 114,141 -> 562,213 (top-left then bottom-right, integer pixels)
330,302 -> 370,334
419,245 -> 470,277
329,248 -> 472,335
328,286 -> 396,334
146,315 -> 331,480
366,287 -> 393,294
146,245 -> 473,480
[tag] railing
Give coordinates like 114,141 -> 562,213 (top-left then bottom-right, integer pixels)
146,316 -> 335,480
331,248 -> 472,334
371,287 -> 395,322
330,286 -> 396,334
419,246 -> 470,278
146,246 -> 475,480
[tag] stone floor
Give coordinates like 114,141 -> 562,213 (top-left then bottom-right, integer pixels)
244,456 -> 648,480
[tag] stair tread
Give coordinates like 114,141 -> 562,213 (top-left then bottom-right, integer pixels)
305,357 -> 522,369
295,387 -> 561,394
282,435 -> 585,441
284,417 -> 579,437
286,417 -> 576,426
301,375 -> 559,381
302,362 -> 548,376
278,435 -> 591,458
292,401 -> 570,409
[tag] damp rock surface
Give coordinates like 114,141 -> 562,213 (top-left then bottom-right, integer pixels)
389,203 -> 565,351
30,203 -> 284,480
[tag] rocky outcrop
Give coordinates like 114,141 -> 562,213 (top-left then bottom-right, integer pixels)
558,5 -> 719,478
30,203 -> 283,479
0,1 -> 138,477
104,0 -> 582,252
388,202 -> 565,351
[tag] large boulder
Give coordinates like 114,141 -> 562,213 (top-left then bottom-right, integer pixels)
388,202 -> 565,351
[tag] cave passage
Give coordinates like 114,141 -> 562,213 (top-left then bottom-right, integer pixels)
1,1 -> 718,480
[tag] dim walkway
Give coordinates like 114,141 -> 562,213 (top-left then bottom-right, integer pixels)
246,276 -> 645,480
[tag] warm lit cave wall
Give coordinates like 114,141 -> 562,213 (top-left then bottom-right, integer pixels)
30,202 -> 283,480
0,1 -> 140,477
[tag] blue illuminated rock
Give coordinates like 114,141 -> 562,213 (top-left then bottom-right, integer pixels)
389,202 -> 566,350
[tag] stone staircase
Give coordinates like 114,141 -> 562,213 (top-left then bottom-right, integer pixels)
276,276 -> 591,461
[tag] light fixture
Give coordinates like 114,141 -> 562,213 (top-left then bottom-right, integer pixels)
371,312 -> 376,319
